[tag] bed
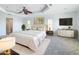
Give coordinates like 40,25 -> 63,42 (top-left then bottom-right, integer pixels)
8,30 -> 46,51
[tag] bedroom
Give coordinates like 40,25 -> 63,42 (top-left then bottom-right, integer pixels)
0,4 -> 79,55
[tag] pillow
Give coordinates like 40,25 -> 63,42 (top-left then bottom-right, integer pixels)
32,27 -> 37,30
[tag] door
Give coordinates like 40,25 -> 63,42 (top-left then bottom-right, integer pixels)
6,17 -> 13,35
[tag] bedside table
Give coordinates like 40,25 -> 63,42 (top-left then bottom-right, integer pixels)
46,31 -> 53,36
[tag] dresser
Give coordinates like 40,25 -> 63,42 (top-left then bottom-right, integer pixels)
57,29 -> 75,38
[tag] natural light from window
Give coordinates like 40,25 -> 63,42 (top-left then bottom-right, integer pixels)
27,20 -> 31,29
48,19 -> 53,31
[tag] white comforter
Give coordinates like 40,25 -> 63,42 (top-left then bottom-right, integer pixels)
20,30 -> 46,44
8,30 -> 46,51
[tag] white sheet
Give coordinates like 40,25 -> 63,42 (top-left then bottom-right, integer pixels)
20,30 -> 46,44
8,30 -> 46,51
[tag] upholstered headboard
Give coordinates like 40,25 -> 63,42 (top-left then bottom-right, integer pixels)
31,24 -> 48,31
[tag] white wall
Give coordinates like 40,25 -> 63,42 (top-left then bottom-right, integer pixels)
0,12 -> 6,36
23,12 -> 77,32
13,16 -> 23,32
0,12 -> 24,36
52,12 -> 77,31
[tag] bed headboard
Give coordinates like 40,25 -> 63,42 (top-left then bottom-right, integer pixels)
31,24 -> 48,31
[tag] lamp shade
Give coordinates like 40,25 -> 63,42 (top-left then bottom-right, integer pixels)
0,37 -> 15,51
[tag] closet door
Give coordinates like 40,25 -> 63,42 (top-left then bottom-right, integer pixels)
6,18 -> 13,35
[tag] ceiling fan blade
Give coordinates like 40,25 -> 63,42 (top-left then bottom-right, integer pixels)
0,7 -> 8,13
40,4 -> 49,12
17,9 -> 23,13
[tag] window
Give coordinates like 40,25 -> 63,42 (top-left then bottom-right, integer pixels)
48,19 -> 53,31
27,20 -> 31,29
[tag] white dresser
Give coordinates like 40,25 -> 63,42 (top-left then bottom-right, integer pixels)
58,29 -> 75,38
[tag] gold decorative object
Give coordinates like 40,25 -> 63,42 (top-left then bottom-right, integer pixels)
3,49 -> 11,55
34,16 -> 44,24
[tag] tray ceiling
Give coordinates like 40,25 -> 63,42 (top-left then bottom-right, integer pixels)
0,4 -> 79,16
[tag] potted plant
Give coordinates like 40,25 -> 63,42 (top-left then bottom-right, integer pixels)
21,24 -> 26,31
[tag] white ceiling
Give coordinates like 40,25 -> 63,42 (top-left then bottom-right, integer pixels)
44,4 -> 79,14
0,4 -> 79,16
0,4 -> 45,13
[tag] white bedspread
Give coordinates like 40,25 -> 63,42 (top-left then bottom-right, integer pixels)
8,30 -> 46,51
20,30 -> 46,44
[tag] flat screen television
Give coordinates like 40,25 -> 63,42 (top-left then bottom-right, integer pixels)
59,18 -> 72,26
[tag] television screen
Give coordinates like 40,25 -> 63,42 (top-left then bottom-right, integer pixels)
59,18 -> 72,26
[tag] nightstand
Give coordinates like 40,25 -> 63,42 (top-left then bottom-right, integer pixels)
46,31 -> 53,36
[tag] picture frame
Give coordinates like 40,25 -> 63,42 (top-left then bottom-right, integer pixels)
34,16 -> 44,24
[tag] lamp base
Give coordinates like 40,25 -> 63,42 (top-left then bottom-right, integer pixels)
3,49 -> 11,55
0,49 -> 19,55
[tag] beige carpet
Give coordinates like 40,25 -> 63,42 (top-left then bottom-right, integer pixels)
12,37 -> 51,55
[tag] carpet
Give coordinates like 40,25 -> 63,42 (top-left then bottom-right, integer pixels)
12,38 -> 51,55
44,36 -> 79,55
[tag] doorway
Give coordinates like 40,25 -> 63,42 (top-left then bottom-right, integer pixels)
6,17 -> 13,35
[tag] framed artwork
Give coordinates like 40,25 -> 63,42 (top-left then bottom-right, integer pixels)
34,16 -> 44,24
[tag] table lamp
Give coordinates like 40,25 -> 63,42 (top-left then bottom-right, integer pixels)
0,37 -> 15,55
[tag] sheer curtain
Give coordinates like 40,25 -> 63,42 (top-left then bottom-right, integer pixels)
48,19 -> 53,31
27,20 -> 31,29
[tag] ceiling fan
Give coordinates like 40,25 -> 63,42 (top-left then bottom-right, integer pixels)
18,7 -> 32,15
18,4 -> 52,15
40,4 -> 52,12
